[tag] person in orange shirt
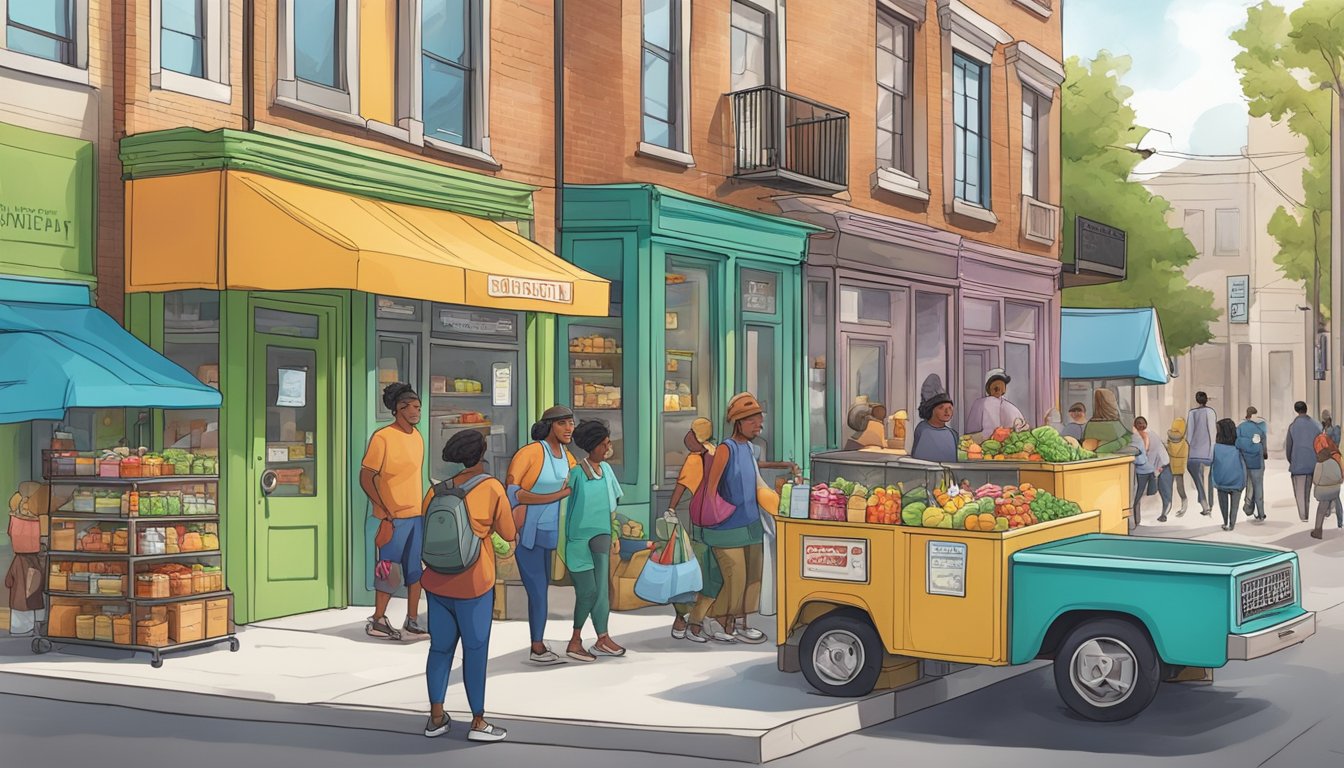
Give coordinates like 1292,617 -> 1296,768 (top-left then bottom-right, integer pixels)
421,429 -> 515,743
360,382 -> 427,641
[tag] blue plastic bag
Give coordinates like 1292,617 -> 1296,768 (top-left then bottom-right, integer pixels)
633,524 -> 703,605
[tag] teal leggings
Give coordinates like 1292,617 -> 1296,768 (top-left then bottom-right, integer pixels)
571,534 -> 612,635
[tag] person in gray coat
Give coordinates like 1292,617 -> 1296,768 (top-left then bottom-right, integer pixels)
1285,401 -> 1324,522
1186,392 -> 1218,516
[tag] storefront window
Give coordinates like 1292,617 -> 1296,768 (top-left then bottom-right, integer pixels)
1005,342 -> 1035,426
428,306 -> 521,482
807,280 -> 831,450
162,291 -> 220,455
569,323 -> 624,476
840,286 -> 892,325
1004,301 -> 1039,337
744,324 -> 776,459
914,291 -> 948,401
848,339 -> 887,413
263,346 -> 319,497
663,262 -> 713,483
963,298 -> 999,335
374,333 -> 417,421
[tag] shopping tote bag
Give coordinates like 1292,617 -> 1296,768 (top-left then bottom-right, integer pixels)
634,524 -> 703,605
689,453 -> 736,528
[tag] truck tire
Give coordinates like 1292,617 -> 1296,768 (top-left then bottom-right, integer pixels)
799,612 -> 884,697
1053,618 -> 1161,722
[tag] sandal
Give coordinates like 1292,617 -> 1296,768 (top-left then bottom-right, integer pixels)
593,638 -> 626,657
566,645 -> 597,663
366,616 -> 402,641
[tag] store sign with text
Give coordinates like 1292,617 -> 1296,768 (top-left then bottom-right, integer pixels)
0,124 -> 94,278
487,275 -> 574,304
801,536 -> 869,583
1227,275 -> 1249,325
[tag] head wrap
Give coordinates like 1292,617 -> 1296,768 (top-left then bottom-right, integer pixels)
381,382 -> 419,411
917,375 -> 952,421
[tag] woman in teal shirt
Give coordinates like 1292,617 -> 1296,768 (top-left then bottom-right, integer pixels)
564,420 -> 625,662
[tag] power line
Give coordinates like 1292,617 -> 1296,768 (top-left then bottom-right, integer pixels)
1132,156 -> 1309,178
1153,149 -> 1306,160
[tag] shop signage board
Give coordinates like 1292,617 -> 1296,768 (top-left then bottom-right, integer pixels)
487,275 -> 574,304
0,123 -> 94,281
1073,216 -> 1127,281
801,536 -> 869,583
276,368 -> 307,407
927,540 -> 967,597
742,272 -> 778,314
434,307 -> 517,338
1227,275 -> 1249,324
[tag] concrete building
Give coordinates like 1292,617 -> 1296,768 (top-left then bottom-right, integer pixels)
1136,116 -> 1310,448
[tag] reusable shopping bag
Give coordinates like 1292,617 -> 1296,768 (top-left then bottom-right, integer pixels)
634,523 -> 703,605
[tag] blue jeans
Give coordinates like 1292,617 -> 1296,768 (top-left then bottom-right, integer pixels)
1243,467 -> 1266,519
376,517 -> 424,591
1218,489 -> 1243,529
1189,459 -> 1212,509
426,590 -> 494,717
515,543 -> 552,644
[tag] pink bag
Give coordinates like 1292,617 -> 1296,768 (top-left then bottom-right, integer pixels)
689,453 -> 736,528
8,517 -> 40,555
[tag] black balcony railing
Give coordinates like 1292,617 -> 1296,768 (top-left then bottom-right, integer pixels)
731,86 -> 849,191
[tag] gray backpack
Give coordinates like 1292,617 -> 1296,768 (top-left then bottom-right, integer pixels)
422,474 -> 490,575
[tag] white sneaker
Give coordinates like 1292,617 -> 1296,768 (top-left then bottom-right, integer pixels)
529,647 -> 564,665
702,619 -> 736,643
671,614 -> 688,640
733,626 -> 767,644
468,723 -> 508,743
685,625 -> 710,643
424,715 -> 450,738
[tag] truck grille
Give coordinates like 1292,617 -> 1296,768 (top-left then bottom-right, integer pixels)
1239,565 -> 1294,623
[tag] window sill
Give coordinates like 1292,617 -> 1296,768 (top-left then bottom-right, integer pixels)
0,49 -> 90,87
367,119 -> 414,144
273,94 -> 367,128
424,137 -> 502,170
152,70 -> 232,104
1012,0 -> 1053,19
636,142 -> 696,168
873,168 -> 931,202
951,198 -> 1000,225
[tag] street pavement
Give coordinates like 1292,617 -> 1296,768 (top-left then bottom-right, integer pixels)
0,458 -> 1339,767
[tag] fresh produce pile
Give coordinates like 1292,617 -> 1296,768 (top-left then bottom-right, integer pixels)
958,426 -> 1098,463
1029,490 -> 1084,522
864,485 -> 903,525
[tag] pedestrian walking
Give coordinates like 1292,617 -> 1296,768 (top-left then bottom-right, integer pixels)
1211,419 -> 1246,531
360,382 -> 427,641
1237,407 -> 1269,521
1166,418 -> 1190,516
422,429 -> 515,743
1186,392 -> 1218,516
1142,419 -> 1173,522
686,393 -> 769,645
1324,410 -> 1341,447
665,419 -> 718,640
1285,401 -> 1323,523
1129,418 -> 1156,527
505,406 -> 577,665
1310,434 -> 1343,540
563,420 -> 626,662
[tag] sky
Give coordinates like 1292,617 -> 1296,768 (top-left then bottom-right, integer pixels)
1062,0 -> 1308,159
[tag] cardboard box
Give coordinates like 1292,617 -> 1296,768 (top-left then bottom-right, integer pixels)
205,598 -> 229,638
610,549 -> 655,612
137,620 -> 168,647
49,604 -> 79,637
166,600 -> 204,643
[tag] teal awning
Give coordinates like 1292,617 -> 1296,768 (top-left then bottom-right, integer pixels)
0,280 -> 221,423
1061,307 -> 1170,386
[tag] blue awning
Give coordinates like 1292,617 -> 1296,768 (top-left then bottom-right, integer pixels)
0,280 -> 221,423
1061,307 -> 1170,386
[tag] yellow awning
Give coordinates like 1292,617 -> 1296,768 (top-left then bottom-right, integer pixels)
124,170 -> 609,315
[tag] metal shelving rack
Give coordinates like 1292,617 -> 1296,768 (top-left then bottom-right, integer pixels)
32,474 -> 239,667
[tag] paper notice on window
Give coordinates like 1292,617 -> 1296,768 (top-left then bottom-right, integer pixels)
276,368 -> 307,407
927,541 -> 967,597
801,536 -> 868,583
492,363 -> 512,407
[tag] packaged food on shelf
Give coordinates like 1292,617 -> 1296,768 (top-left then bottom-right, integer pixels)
48,566 -> 68,592
74,522 -> 129,554
70,491 -> 95,512
49,604 -> 79,637
75,615 -> 95,640
113,614 -> 132,645
137,619 -> 169,647
68,572 -> 91,594
97,453 -> 122,477
136,573 -> 170,598
51,520 -> 76,551
94,614 -> 113,642
120,455 -> 142,477
205,598 -> 229,638
75,456 -> 96,476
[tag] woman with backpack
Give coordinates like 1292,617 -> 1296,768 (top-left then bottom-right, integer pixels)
421,429 -> 515,743
505,406 -> 577,665
563,420 -> 627,662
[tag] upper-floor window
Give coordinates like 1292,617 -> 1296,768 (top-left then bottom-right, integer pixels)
876,9 -> 913,174
277,0 -> 358,116
296,0 -> 344,90
642,0 -> 681,150
161,0 -> 204,77
422,0 -> 477,147
1021,87 -> 1046,199
1184,209 -> 1205,255
1215,208 -> 1240,256
952,52 -> 990,208
730,1 -> 771,91
6,0 -> 74,64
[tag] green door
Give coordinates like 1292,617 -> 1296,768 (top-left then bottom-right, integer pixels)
249,299 -> 336,620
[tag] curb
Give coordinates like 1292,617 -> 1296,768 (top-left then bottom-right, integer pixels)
0,659 -> 1046,763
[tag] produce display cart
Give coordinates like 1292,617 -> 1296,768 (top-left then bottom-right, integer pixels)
34,470 -> 238,667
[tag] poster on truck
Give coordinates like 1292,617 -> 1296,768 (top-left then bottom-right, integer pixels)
801,536 -> 868,583
927,541 -> 967,597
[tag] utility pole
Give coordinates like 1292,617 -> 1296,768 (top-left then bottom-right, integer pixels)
1331,87 -> 1342,420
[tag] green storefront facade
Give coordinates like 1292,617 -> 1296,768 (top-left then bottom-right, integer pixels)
119,128 -> 584,623
560,185 -> 821,522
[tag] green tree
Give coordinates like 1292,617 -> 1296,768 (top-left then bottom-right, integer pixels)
1232,0 -> 1340,316
1061,52 -> 1218,356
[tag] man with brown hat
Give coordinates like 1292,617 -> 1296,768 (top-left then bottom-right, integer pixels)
686,393 -> 772,644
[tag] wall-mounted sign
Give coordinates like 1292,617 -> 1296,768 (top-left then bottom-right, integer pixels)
927,540 -> 967,597
375,295 -> 421,320
492,363 -> 512,407
742,270 -> 778,314
801,536 -> 869,583
433,306 -> 518,339
276,368 -> 308,407
1074,216 -> 1127,280
1227,275 -> 1250,325
487,275 -> 574,304
0,123 -> 94,280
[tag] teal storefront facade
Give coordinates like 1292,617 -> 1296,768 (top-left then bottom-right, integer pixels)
561,185 -> 821,526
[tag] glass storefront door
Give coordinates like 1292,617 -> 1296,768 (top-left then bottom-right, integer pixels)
568,321 -> 625,475
663,262 -> 715,483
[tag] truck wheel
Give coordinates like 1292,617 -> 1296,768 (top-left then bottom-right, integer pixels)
1053,618 -> 1161,722
799,612 -> 883,697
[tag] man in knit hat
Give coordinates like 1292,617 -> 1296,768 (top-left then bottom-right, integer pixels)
911,375 -> 958,462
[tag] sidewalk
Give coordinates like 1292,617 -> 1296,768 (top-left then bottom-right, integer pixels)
0,595 -> 1042,763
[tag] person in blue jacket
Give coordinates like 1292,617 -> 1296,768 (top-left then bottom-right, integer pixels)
1236,406 -> 1269,522
1211,419 -> 1247,532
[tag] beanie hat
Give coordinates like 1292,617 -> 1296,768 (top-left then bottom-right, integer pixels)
917,375 -> 952,421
